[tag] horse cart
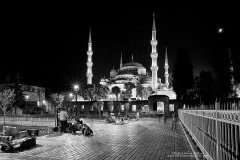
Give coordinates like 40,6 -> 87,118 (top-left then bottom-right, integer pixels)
0,126 -> 37,152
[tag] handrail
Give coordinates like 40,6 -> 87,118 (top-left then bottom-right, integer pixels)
179,109 -> 239,160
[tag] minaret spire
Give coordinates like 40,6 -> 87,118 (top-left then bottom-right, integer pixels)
151,13 -> 158,92
86,28 -> 93,84
120,52 -> 123,69
164,46 -> 169,88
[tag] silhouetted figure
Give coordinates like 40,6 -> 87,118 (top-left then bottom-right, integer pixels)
58,108 -> 68,133
171,113 -> 177,130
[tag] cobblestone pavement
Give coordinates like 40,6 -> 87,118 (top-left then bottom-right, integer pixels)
0,118 -> 196,160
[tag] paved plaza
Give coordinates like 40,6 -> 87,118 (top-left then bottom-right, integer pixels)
0,118 -> 197,160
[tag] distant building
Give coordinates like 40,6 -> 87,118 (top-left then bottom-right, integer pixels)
0,83 -> 46,106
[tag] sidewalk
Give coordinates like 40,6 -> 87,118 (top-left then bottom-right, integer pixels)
0,117 -> 197,160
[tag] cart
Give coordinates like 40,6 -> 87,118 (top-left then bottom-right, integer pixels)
0,126 -> 37,152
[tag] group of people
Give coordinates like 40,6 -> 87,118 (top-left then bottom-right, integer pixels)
58,108 -> 93,136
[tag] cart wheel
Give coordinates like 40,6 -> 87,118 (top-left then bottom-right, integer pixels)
8,146 -> 14,152
1,146 -> 6,151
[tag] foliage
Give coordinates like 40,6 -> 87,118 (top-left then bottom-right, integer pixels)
141,87 -> 152,100
49,93 -> 64,108
97,84 -> 110,100
124,82 -> 135,99
82,84 -> 96,101
195,70 -> 216,105
0,89 -> 15,112
111,86 -> 121,101
172,47 -> 194,104
82,84 -> 110,101
136,83 -> 144,99
0,89 -> 15,126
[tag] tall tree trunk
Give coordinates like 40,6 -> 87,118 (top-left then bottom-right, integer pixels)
3,111 -> 6,127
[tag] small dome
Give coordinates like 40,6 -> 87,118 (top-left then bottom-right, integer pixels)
122,61 -> 143,68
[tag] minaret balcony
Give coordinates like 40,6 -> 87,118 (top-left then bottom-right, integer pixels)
151,40 -> 158,46
151,54 -> 158,59
151,66 -> 159,71
87,51 -> 93,56
86,73 -> 93,77
86,62 -> 93,66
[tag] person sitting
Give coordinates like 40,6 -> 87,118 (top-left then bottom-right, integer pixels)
70,117 -> 83,134
82,124 -> 93,136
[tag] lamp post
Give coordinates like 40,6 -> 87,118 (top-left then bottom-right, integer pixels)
25,95 -> 29,119
73,84 -> 79,117
69,93 -> 73,117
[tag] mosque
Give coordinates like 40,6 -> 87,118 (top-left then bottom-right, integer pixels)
86,14 -> 176,100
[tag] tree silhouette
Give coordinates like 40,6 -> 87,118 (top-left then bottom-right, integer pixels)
172,47 -> 194,105
124,82 -> 135,99
0,89 -> 15,126
111,86 -> 121,101
195,70 -> 216,105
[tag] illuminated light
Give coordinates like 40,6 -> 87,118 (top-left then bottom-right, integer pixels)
25,95 -> 29,100
42,100 -> 46,105
218,28 -> 223,33
69,93 -> 73,98
73,84 -> 79,91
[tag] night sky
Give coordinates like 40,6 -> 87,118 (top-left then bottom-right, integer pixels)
1,4 -> 239,94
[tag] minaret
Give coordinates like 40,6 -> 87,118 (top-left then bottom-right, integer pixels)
164,47 -> 169,88
86,28 -> 93,85
151,13 -> 158,91
120,52 -> 123,69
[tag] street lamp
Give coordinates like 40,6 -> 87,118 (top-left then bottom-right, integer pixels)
73,84 -> 79,117
69,93 -> 73,116
25,95 -> 29,119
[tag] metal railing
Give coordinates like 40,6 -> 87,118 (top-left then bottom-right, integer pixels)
179,100 -> 240,160
0,117 -> 55,127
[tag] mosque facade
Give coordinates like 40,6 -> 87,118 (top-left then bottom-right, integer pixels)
87,14 -> 176,100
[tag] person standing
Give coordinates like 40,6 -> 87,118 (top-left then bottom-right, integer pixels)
58,108 -> 68,133
171,112 -> 177,130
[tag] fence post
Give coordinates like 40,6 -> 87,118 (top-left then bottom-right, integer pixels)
215,100 -> 220,160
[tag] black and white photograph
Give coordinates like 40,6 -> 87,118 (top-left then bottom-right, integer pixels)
0,3 -> 239,160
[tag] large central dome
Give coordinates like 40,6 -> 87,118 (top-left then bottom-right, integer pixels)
122,61 -> 143,68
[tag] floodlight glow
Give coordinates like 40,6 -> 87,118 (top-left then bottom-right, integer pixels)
218,28 -> 223,33
69,93 -> 73,98
73,84 -> 79,91
25,95 -> 29,100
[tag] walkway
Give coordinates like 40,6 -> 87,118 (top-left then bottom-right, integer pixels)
0,117 -> 197,160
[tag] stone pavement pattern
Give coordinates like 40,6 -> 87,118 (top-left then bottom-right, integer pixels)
0,118 -> 196,160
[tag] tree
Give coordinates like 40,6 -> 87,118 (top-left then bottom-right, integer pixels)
142,87 -> 153,100
7,73 -> 25,116
172,47 -> 194,105
82,84 -> 97,101
49,93 -> 64,126
195,70 -> 216,105
0,89 -> 15,126
97,84 -> 110,100
124,82 -> 135,99
136,83 -> 144,100
111,86 -> 121,101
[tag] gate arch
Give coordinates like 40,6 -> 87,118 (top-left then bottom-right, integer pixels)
148,95 -> 170,117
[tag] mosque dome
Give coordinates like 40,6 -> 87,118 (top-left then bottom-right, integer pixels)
111,61 -> 147,83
